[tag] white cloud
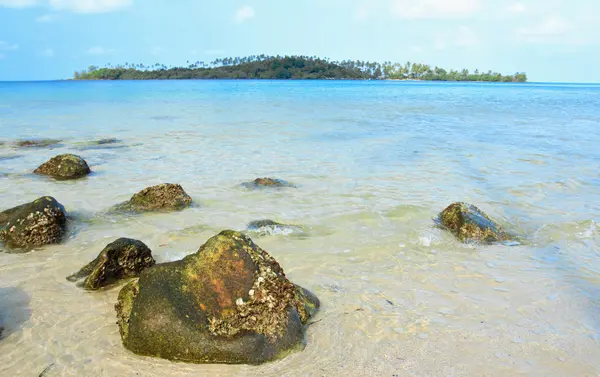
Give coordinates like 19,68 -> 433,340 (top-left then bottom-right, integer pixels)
86,46 -> 114,55
0,0 -> 38,8
391,0 -> 480,19
519,16 -> 569,37
0,41 -> 18,50
41,48 -> 54,57
234,5 -> 254,23
49,0 -> 132,13
36,13 -> 60,22
507,3 -> 526,13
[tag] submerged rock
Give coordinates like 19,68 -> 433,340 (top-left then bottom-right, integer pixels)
34,154 -> 91,180
0,155 -> 23,162
15,139 -> 62,148
438,202 -> 509,243
116,183 -> 192,213
67,238 -> 155,290
76,138 -> 126,151
115,230 -> 319,364
0,196 -> 67,249
241,178 -> 296,189
94,138 -> 119,145
247,220 -> 304,236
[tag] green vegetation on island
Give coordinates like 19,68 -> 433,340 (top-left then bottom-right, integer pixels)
74,55 -> 527,82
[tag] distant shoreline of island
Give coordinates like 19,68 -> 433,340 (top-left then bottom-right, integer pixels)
73,55 -> 528,82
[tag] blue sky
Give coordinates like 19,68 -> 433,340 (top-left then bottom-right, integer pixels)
0,0 -> 598,82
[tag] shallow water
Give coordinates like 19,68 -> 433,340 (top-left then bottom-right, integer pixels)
1,80 -> 600,376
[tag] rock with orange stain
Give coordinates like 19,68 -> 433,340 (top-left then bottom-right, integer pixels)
115,230 -> 319,365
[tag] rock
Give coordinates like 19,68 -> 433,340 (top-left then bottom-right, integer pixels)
94,138 -> 119,145
0,196 -> 67,249
34,154 -> 91,180
438,202 -> 509,243
67,238 -> 156,290
76,138 -> 125,151
247,220 -> 304,236
115,230 -> 319,364
15,139 -> 62,148
241,178 -> 296,189
0,155 -> 22,162
116,184 -> 192,213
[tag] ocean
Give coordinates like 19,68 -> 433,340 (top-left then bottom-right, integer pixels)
1,80 -> 599,376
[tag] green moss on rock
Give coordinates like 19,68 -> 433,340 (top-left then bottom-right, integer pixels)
67,238 -> 155,290
34,154 -> 91,180
115,230 -> 319,364
439,202 -> 509,243
0,196 -> 67,250
116,183 -> 192,213
115,279 -> 139,340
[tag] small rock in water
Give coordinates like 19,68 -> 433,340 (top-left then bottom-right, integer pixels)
34,154 -> 91,180
66,238 -> 155,290
246,219 -> 303,237
114,183 -> 192,213
241,177 -> 296,189
437,202 -> 512,244
15,139 -> 62,148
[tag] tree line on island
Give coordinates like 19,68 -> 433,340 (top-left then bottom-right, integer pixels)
73,55 -> 527,82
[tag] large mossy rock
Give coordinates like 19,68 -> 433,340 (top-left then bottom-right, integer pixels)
34,154 -> 91,180
241,178 -> 296,190
115,230 -> 319,364
116,184 -> 192,213
438,202 -> 509,243
67,238 -> 156,290
0,196 -> 67,249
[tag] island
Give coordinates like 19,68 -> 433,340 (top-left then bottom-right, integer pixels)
73,55 -> 527,82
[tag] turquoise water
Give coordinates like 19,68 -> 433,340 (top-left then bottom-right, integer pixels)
1,81 -> 600,376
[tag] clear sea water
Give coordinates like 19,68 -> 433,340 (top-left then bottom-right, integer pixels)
0,80 -> 599,376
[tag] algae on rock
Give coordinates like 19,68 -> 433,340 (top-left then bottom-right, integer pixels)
115,183 -> 192,213
34,154 -> 91,180
115,230 -> 319,364
438,202 -> 509,243
67,238 -> 155,290
0,196 -> 67,250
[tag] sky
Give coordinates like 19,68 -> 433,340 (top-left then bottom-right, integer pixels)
0,0 -> 599,82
